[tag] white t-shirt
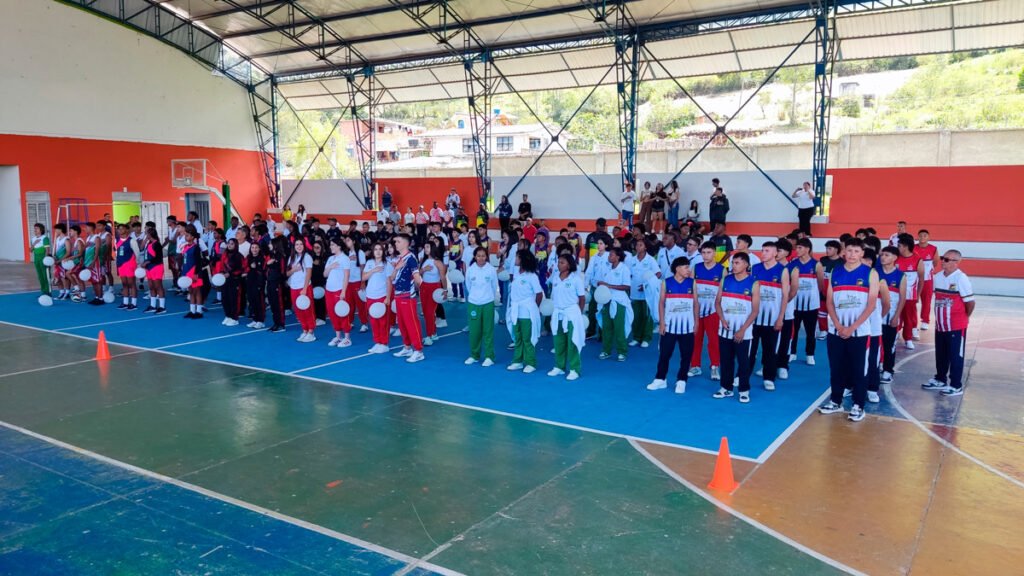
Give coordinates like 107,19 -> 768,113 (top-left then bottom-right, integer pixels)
325,254 -> 351,292
509,271 -> 542,318
602,262 -> 632,307
627,253 -> 660,301
466,263 -> 498,305
363,260 -> 391,299
621,189 -> 636,211
287,254 -> 313,290
794,188 -> 815,209
550,272 -> 586,310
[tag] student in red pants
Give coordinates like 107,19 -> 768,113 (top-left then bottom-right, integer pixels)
390,234 -> 425,363
287,239 -> 316,342
915,229 -> 939,330
689,242 -> 724,381
363,243 -> 392,353
895,234 -> 924,349
418,243 -> 447,346
324,237 -> 353,348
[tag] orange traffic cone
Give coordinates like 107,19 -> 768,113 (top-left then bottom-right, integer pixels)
707,437 -> 739,493
95,330 -> 111,361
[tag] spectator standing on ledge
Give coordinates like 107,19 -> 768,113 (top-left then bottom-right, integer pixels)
637,181 -> 653,229
620,182 -> 637,228
666,180 -> 681,229
793,181 -> 816,236
476,203 -> 490,229
381,186 -> 393,210
497,195 -> 513,232
518,194 -> 533,221
709,181 -> 729,227
445,188 -> 461,212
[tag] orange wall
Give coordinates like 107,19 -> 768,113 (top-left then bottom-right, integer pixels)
827,166 -> 1024,242
1,134 -> 269,259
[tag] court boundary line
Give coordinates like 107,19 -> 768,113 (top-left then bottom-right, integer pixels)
886,340 -> 1024,490
629,438 -> 866,576
0,351 -> 144,379
0,319 -> 761,462
0,419 -> 465,576
755,388 -> 831,463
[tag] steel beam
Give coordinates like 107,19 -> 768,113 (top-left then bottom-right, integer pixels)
347,69 -> 380,209
249,77 -> 282,208
813,0 -> 838,213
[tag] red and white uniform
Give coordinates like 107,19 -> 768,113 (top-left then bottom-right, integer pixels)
895,253 -> 922,302
915,243 -> 938,323
932,269 -> 973,332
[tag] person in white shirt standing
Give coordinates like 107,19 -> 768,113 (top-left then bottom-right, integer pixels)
465,246 -> 498,367
620,182 -> 637,229
792,181 -> 816,236
656,231 -> 685,280
323,237 -> 353,348
506,249 -> 544,373
627,238 -> 660,348
597,247 -> 633,361
922,250 -> 975,397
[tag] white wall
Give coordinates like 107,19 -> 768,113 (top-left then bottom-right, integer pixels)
0,0 -> 255,150
281,179 -> 367,216
0,167 -> 23,260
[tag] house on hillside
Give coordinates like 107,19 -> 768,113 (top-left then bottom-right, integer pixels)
422,123 -> 566,156
338,118 -> 427,163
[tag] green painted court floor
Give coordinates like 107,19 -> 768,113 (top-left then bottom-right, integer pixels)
0,321 -> 845,574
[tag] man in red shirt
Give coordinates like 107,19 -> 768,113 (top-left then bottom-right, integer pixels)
895,234 -> 924,348
522,218 -> 538,243
914,229 -> 940,330
922,250 -> 974,396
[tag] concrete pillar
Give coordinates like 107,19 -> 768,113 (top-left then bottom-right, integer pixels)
937,130 -> 952,166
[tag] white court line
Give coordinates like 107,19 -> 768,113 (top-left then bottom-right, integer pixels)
56,312 -> 187,331
289,330 -> 463,375
0,319 -> 755,461
0,419 -> 464,576
884,340 -> 1024,491
754,388 -> 832,464
629,438 -> 866,576
0,351 -> 144,379
156,322 -> 299,350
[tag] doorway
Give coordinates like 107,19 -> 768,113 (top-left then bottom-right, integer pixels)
0,166 -> 24,260
141,201 -> 170,243
186,193 -> 211,226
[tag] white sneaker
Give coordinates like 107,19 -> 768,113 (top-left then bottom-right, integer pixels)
296,334 -> 307,342
406,351 -> 425,363
304,333 -> 317,343
547,367 -> 565,377
640,342 -> 649,348
778,368 -> 789,380
507,363 -> 524,371
881,371 -> 893,383
806,357 -> 815,366
646,379 -> 667,391
628,340 -> 639,347
422,336 -> 433,346
328,337 -> 341,347
687,367 -> 702,377
369,344 -> 388,354
739,391 -> 750,403
225,319 -> 239,327
816,330 -> 827,341
764,380 -> 775,391
338,338 -> 352,348
482,358 -> 494,367
788,354 -> 797,363
566,370 -> 579,381
843,388 -> 852,398
253,322 -> 265,329
912,328 -> 920,340
394,347 -> 413,358
315,319 -> 326,327
905,340 -> 915,350
523,366 -> 536,374
674,380 -> 686,394
247,321 -> 257,328
465,357 -> 478,365
920,322 -> 929,331
221,318 -> 230,326
867,391 -> 880,403
755,368 -> 763,377
360,325 -> 369,333
436,319 -> 448,328
391,328 -> 401,336
710,366 -> 721,381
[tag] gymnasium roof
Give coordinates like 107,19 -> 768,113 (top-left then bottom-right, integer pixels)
126,1 -> 1024,107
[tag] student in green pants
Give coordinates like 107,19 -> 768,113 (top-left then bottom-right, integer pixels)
584,236 -> 610,340
598,247 -> 633,361
30,223 -> 51,295
464,246 -> 498,367
627,237 -> 660,347
506,249 -> 544,374
549,253 -> 587,381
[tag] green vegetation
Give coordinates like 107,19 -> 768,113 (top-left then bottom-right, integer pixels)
858,50 -> 1024,131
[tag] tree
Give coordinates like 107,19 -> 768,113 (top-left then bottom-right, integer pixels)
774,66 -> 814,127
644,99 -> 697,138
1018,66 -> 1024,92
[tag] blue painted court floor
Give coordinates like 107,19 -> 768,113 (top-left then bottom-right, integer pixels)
0,288 -> 836,460
0,426 -> 442,575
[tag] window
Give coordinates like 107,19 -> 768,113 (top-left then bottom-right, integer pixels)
462,138 -> 474,153
457,119 -> 465,129
496,136 -> 513,152
529,137 -> 542,150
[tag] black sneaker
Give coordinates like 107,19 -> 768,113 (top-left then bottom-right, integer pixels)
848,404 -> 865,422
143,306 -> 155,313
818,401 -> 843,415
269,325 -> 285,333
89,298 -> 104,306
117,303 -> 128,309
193,313 -> 203,319
126,304 -> 137,311
154,307 -> 166,315
184,312 -> 196,319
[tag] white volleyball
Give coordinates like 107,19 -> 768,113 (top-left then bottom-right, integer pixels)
79,269 -> 92,282
102,291 -> 116,304
334,299 -> 351,317
593,285 -> 612,305
313,286 -> 326,300
369,302 -> 386,319
432,288 -> 445,303
177,276 -> 192,290
61,260 -> 75,270
211,273 -> 226,287
539,298 -> 554,316
38,294 -> 53,307
295,294 -> 311,310
134,267 -> 147,279
448,269 -> 465,284
42,256 -> 54,267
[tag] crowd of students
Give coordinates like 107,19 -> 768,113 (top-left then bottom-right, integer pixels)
29,205 -> 974,421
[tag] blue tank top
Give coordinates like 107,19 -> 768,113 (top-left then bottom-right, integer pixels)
751,263 -> 785,326
830,263 -> 873,337
693,262 -> 725,318
876,266 -> 904,323
663,277 -> 695,335
719,274 -> 756,340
